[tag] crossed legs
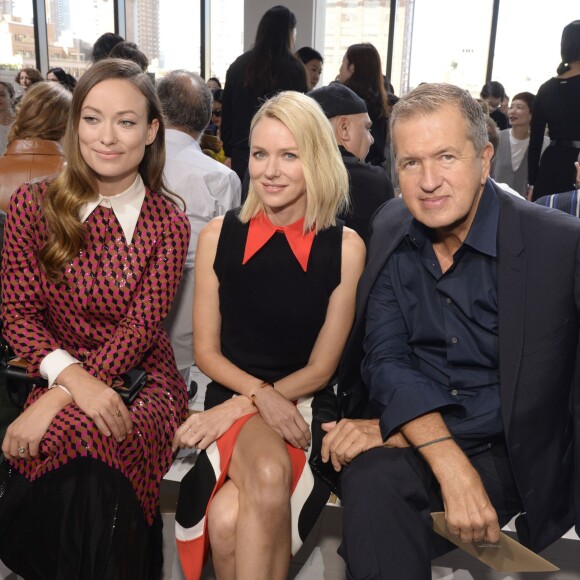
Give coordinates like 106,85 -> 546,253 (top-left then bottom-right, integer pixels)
207,414 -> 292,580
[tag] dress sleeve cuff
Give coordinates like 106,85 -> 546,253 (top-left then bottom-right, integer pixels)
40,349 -> 81,387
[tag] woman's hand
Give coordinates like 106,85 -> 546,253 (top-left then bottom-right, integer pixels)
2,387 -> 72,460
253,386 -> 311,450
172,396 -> 254,452
57,364 -> 132,442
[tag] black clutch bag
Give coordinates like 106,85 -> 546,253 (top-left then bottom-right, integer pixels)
308,451 -> 341,497
308,384 -> 342,497
5,357 -> 147,407
111,368 -> 148,404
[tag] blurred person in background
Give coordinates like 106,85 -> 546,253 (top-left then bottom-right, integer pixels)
0,81 -> 70,215
47,67 -> 77,92
91,31 -> 124,62
296,46 -> 323,90
200,88 -> 228,164
480,81 -> 509,130
13,68 -> 43,106
338,43 -> 388,167
109,41 -> 149,73
207,77 -> 222,92
221,4 -> 308,185
528,20 -> 580,201
0,82 -> 15,156
492,92 -> 549,197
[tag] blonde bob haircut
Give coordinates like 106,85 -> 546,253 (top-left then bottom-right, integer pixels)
240,91 -> 349,233
39,58 -> 172,281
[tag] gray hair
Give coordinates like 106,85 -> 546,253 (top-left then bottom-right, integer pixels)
156,70 -> 213,136
390,83 -> 489,156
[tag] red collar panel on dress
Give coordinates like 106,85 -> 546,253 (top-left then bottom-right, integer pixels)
242,212 -> 315,272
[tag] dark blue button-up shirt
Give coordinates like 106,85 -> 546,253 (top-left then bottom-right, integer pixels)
362,183 -> 503,449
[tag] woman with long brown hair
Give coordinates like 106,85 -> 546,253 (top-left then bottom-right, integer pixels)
0,59 -> 190,579
339,42 -> 388,167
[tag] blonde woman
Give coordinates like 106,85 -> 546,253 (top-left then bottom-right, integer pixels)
174,91 -> 365,580
0,59 -> 190,578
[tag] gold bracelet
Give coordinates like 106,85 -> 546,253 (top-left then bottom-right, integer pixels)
249,381 -> 274,406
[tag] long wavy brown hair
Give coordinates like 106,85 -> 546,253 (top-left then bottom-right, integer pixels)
8,81 -> 71,143
39,59 -> 172,281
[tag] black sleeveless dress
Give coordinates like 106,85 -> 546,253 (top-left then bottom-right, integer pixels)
175,209 -> 343,579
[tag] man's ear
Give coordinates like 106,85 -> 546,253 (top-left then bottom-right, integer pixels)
481,142 -> 494,183
335,116 -> 351,142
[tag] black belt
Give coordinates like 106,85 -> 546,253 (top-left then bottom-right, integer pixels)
550,139 -> 580,148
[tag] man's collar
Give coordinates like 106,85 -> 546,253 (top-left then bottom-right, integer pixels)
338,144 -> 356,159
165,128 -> 200,150
463,180 -> 498,258
242,211 -> 315,272
79,174 -> 145,244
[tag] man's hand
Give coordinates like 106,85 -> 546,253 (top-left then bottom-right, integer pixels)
428,446 -> 500,544
321,418 -> 386,471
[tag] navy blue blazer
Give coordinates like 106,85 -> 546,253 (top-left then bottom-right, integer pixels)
338,180 -> 580,552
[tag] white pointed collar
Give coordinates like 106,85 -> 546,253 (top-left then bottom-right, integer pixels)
79,174 -> 145,244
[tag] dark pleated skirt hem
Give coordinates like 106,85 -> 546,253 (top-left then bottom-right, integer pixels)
0,456 -> 163,580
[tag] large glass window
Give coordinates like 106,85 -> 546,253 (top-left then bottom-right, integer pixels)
0,0 -> 37,91
493,0 -> 579,99
404,0 -> 494,97
210,0 -> 244,84
321,0 -> 392,88
143,0 -> 201,77
47,0 -> 115,80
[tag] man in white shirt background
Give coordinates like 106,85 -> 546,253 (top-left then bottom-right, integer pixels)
157,71 -> 241,390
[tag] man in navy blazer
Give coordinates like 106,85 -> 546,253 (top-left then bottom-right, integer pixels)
321,83 -> 580,579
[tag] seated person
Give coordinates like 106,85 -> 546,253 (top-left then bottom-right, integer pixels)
309,82 -> 394,243
173,91 -> 365,580
535,158 -> 580,214
0,59 -> 190,578
491,92 -> 549,197
323,82 -> 580,579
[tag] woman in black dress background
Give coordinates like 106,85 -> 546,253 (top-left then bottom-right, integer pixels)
338,43 -> 388,167
221,5 -> 308,186
528,20 -> 580,200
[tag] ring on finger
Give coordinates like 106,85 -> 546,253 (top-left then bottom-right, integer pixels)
18,446 -> 27,453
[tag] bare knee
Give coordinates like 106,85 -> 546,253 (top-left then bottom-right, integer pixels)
208,488 -> 238,556
242,454 -> 292,511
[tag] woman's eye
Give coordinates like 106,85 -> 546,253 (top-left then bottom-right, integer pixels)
119,120 -> 136,127
82,116 -> 98,124
252,151 -> 266,159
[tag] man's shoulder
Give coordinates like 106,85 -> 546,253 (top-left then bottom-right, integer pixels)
165,135 -> 236,179
372,196 -> 410,225
343,155 -> 388,182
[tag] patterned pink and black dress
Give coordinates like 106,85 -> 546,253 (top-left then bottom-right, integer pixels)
0,180 -> 190,579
